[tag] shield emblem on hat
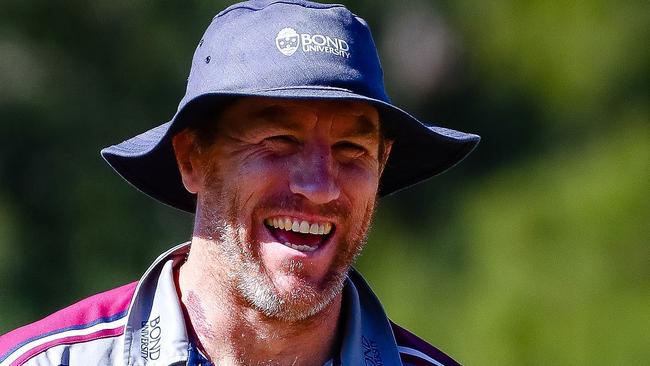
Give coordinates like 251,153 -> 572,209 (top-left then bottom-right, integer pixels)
276,28 -> 300,56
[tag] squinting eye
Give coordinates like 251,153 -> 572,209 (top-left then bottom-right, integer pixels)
266,135 -> 296,143
334,141 -> 367,159
263,135 -> 299,152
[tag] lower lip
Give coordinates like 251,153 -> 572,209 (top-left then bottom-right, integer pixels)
265,225 -> 333,254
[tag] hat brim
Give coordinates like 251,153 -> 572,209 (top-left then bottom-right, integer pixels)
101,87 -> 480,213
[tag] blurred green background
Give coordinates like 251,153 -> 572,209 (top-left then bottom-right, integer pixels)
1,0 -> 648,365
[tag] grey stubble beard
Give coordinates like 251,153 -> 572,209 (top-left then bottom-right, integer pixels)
197,188 -> 376,322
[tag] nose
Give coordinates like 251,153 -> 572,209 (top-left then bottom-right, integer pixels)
289,143 -> 340,204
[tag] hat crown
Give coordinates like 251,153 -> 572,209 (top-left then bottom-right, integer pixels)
181,0 -> 388,109
101,0 -> 479,213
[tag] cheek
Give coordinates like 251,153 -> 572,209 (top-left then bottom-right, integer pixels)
227,155 -> 290,197
241,154 -> 289,180
339,164 -> 380,198
338,166 -> 380,228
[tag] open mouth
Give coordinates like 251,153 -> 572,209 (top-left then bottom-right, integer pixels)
264,217 -> 335,253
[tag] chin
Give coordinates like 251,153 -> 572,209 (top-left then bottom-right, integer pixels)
270,279 -> 345,322
236,254 -> 349,322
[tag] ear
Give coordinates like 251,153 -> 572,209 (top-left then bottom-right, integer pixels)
172,130 -> 202,194
378,139 -> 393,177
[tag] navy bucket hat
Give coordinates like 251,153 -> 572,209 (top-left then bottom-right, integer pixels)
101,0 -> 480,213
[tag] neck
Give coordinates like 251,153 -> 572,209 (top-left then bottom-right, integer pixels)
175,237 -> 342,366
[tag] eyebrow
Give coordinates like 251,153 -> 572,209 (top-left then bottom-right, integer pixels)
340,115 -> 379,139
248,104 -> 379,138
249,105 -> 305,131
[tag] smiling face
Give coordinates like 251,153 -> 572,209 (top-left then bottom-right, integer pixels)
174,97 -> 391,321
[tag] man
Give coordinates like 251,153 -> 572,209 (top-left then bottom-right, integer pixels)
0,1 -> 479,365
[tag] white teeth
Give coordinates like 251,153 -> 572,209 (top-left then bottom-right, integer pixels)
265,217 -> 334,236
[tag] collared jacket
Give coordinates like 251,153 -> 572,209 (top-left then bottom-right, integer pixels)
0,244 -> 461,366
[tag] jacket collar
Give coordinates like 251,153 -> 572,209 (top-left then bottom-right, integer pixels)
121,243 -> 402,365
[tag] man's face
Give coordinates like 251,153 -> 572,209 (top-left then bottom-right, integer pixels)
182,97 -> 389,321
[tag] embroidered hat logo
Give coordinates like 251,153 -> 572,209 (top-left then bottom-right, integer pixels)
275,28 -> 351,58
275,27 -> 300,56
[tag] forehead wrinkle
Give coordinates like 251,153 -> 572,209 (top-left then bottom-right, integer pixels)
247,105 -> 316,132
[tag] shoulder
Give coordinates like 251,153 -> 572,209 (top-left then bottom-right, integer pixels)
390,321 -> 462,366
0,282 -> 137,366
